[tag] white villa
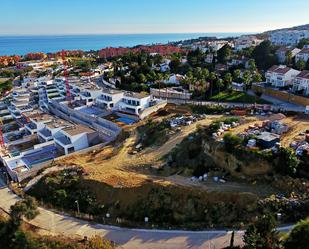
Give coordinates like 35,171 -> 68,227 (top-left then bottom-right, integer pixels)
266,65 -> 300,88
95,89 -> 124,110
54,124 -> 98,155
293,70 -> 309,96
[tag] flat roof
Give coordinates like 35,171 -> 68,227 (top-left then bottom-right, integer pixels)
102,88 -> 123,95
62,124 -> 95,136
257,132 -> 280,142
124,92 -> 150,99
28,112 -> 53,122
45,118 -> 73,129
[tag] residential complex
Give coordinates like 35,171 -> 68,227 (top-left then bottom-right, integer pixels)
270,30 -> 309,45
266,65 -> 300,88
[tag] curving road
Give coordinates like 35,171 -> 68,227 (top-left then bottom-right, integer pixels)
0,187 -> 293,249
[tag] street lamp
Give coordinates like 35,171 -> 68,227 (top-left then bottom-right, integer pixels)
75,200 -> 80,214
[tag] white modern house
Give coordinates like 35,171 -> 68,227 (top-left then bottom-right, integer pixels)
266,65 -> 300,88
293,70 -> 309,96
25,112 -> 54,135
118,92 -> 153,116
54,124 -> 98,155
164,74 -> 185,85
276,47 -> 301,63
95,89 -> 124,110
295,48 -> 309,63
38,118 -> 73,142
270,30 -> 309,46
160,59 -> 171,72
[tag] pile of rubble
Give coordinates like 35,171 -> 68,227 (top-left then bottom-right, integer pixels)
212,121 -> 240,139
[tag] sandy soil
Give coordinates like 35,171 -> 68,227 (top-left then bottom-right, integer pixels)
58,115 -> 221,188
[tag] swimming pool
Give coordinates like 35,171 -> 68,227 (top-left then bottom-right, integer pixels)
116,117 -> 136,125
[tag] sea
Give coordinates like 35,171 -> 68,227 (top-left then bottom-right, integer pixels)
0,33 -> 247,56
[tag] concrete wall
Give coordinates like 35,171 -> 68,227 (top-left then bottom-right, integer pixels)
252,84 -> 309,107
139,100 -> 167,120
49,100 -> 121,141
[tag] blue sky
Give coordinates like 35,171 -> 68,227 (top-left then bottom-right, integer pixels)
1,0 -> 309,35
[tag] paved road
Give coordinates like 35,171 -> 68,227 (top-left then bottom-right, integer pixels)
0,187 -> 245,249
0,187 -> 294,249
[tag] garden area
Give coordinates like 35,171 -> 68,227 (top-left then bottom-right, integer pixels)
209,90 -> 270,104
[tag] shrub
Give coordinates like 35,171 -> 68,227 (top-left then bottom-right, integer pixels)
223,133 -> 243,152
283,217 -> 309,249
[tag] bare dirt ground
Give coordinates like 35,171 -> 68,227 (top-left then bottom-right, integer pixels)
57,112 -> 307,196
229,115 -> 308,148
58,115 -> 221,188
279,116 -> 309,147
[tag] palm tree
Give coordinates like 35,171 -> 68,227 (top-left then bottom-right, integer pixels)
209,72 -> 217,97
224,72 -> 233,88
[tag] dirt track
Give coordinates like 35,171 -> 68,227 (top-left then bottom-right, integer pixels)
59,116 -> 221,188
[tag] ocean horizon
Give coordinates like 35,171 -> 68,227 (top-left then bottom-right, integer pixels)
0,33 -> 249,56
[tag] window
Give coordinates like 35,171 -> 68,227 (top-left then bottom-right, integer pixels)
68,147 -> 75,154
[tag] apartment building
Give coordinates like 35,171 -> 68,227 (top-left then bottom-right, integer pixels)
266,65 -> 300,88
276,47 -> 301,63
270,30 -> 309,46
293,70 -> 309,96
295,48 -> 309,63
235,35 -> 263,51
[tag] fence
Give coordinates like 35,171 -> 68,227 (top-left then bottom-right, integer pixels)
252,84 -> 309,107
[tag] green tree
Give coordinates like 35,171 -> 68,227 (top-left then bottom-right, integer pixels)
223,133 -> 243,152
243,214 -> 281,249
224,72 -> 233,86
248,59 -> 256,72
285,50 -> 293,66
252,40 -> 278,70
252,72 -> 263,83
274,147 -> 300,176
217,44 -> 232,63
209,72 -> 217,97
296,59 -> 306,71
297,38 -> 309,49
283,217 -> 309,249
233,69 -> 241,83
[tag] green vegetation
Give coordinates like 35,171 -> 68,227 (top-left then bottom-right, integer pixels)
189,104 -> 227,114
243,214 -> 281,249
209,91 -> 270,104
0,79 -> 12,94
0,190 -> 113,249
283,217 -> 309,249
273,147 -> 300,177
297,38 -> 309,49
28,168 -> 262,229
223,133 -> 244,152
251,40 -> 278,70
137,119 -> 171,148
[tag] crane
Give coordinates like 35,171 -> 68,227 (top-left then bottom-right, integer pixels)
0,119 -> 5,148
61,50 -> 72,104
